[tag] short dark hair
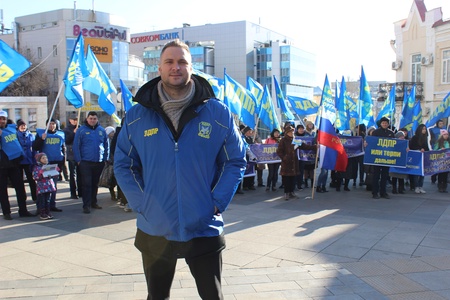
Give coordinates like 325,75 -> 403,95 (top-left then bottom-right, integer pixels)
160,39 -> 190,57
87,111 -> 98,117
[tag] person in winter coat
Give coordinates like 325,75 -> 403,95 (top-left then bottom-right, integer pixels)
63,113 -> 82,199
409,124 -> 430,194
265,128 -> 281,191
433,129 -> 450,193
369,117 -> 394,199
73,111 -> 108,213
33,152 -> 59,220
33,118 -> 65,212
113,40 -> 246,300
16,119 -> 37,202
277,125 -> 316,200
0,111 -> 35,220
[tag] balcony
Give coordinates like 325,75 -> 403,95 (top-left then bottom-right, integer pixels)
377,82 -> 423,102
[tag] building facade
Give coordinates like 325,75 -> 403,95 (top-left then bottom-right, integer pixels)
130,21 -> 317,126
390,0 -> 450,124
1,9 -> 145,128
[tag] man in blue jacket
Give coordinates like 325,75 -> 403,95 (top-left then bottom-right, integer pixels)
73,111 -> 108,214
114,40 -> 246,300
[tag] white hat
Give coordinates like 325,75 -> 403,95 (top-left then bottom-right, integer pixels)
0,111 -> 7,118
105,126 -> 115,136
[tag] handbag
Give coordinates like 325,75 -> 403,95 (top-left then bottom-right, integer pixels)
98,163 -> 115,188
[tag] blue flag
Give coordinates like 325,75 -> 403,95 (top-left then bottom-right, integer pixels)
0,40 -> 31,93
273,75 -> 295,120
224,71 -> 256,128
83,46 -> 117,115
63,34 -> 90,108
359,66 -> 376,128
192,69 -> 224,100
411,99 -> 422,135
335,77 -> 351,132
376,83 -> 396,123
259,85 -> 280,132
286,96 -> 318,116
400,85 -> 416,129
246,76 -> 264,116
426,91 -> 450,127
120,79 -> 134,112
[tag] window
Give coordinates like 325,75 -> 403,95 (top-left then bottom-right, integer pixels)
443,50 -> 450,84
411,54 -> 421,82
26,48 -> 31,58
37,47 -> 42,59
53,68 -> 58,81
53,45 -> 58,56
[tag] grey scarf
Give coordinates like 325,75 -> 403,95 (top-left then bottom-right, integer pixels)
158,80 -> 195,132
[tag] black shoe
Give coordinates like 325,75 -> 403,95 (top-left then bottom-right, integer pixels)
235,190 -> 244,194
359,182 -> 365,186
381,194 -> 390,199
70,194 -> 79,199
19,211 -> 36,217
91,204 -> 102,209
272,187 -> 277,192
50,207 -> 63,212
3,214 -> 12,220
373,194 -> 380,199
83,207 -> 91,214
344,186 -> 350,191
353,182 -> 356,187
258,184 -> 265,187
248,186 -> 256,190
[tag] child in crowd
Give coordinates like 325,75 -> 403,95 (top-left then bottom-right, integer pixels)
33,153 -> 59,220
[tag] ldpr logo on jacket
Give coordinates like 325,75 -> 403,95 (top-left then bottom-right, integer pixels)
198,122 -> 212,139
144,128 -> 159,137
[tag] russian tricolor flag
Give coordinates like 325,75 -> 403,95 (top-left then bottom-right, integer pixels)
317,75 -> 348,172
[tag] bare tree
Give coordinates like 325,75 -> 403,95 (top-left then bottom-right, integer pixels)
0,50 -> 50,97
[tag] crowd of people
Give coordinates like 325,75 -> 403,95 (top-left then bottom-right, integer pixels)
237,116 -> 450,201
0,110 -> 131,221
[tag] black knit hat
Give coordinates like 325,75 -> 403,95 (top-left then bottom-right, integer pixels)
16,119 -> 26,128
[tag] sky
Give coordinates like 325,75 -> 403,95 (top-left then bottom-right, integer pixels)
1,0 -> 449,87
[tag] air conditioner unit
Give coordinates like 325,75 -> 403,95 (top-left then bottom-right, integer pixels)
421,54 -> 433,66
392,60 -> 402,70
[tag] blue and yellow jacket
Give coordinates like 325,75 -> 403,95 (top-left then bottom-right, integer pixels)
114,75 -> 246,242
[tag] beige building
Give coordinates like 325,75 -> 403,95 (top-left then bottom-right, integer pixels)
0,97 -> 47,130
391,0 -> 450,123
1,9 -> 145,128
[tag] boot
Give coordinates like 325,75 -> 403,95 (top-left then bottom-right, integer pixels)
304,179 -> 309,188
109,188 -> 116,201
344,179 -> 350,191
443,183 -> 448,193
39,207 -> 48,220
316,186 -> 323,193
284,193 -> 289,201
336,179 -> 342,191
438,183 -> 443,193
321,185 -> 328,192
289,192 -> 298,199
392,186 -> 398,194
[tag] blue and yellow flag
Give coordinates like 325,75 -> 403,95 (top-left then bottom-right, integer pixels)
246,76 -> 264,116
83,46 -> 116,115
335,77 -> 351,132
0,40 -> 31,93
224,71 -> 256,128
411,99 -> 422,135
192,69 -> 224,100
425,91 -> 450,127
259,85 -> 280,132
376,83 -> 396,123
400,85 -> 416,129
63,34 -> 89,108
273,75 -> 295,120
359,66 -> 376,128
120,79 -> 134,112
286,96 -> 318,116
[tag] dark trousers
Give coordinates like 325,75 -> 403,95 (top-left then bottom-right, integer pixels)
372,166 -> 389,196
0,167 -> 28,215
36,192 -> 51,212
266,163 -> 280,188
296,161 -> 305,188
68,160 -> 82,197
356,155 -> 364,183
19,164 -> 37,201
79,161 -> 104,208
282,175 -> 296,193
135,229 -> 225,300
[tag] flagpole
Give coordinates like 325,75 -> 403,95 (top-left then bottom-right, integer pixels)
45,82 -> 64,134
311,142 -> 320,200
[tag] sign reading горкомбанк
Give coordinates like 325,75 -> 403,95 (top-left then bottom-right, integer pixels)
363,136 -> 408,167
